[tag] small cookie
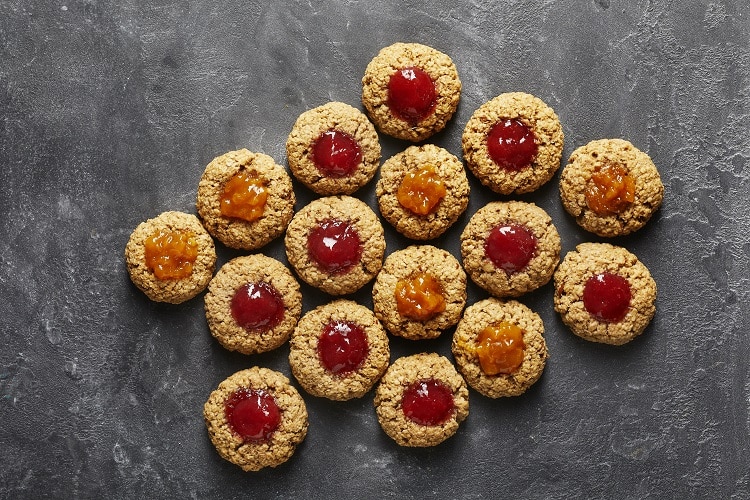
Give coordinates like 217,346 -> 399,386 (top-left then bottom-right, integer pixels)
376,144 -> 470,240
460,201 -> 560,298
196,149 -> 295,250
362,42 -> 462,142
204,255 -> 302,355
374,353 -> 469,447
288,300 -> 390,401
559,138 -> 664,237
553,242 -> 657,345
285,196 -> 385,296
286,101 -> 381,195
372,245 -> 466,340
462,92 -> 564,194
452,298 -> 548,398
125,211 -> 216,304
204,367 -> 308,471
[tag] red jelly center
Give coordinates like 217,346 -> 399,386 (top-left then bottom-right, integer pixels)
387,67 -> 437,125
484,223 -> 538,274
311,129 -> 362,178
224,388 -> 281,443
401,379 -> 454,426
583,272 -> 632,322
307,219 -> 362,274
317,320 -> 369,375
230,282 -> 285,331
487,119 -> 538,171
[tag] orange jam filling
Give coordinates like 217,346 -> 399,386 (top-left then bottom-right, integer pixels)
474,322 -> 525,375
585,163 -> 635,216
219,171 -> 268,222
395,272 -> 446,321
396,164 -> 447,216
144,229 -> 199,280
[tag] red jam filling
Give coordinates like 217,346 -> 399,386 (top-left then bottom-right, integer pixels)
230,282 -> 285,331
583,272 -> 632,322
311,129 -> 362,178
317,320 -> 369,375
487,118 -> 538,171
387,67 -> 437,125
401,379 -> 454,426
224,387 -> 281,443
307,219 -> 362,274
484,223 -> 538,274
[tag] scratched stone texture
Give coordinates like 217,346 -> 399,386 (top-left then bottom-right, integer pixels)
0,0 -> 748,498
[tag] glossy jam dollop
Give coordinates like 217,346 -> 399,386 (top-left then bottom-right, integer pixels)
487,118 -> 538,171
395,273 -> 446,321
312,129 -> 362,178
144,229 -> 198,280
396,164 -> 447,216
230,282 -> 285,331
583,272 -> 632,322
220,171 -> 268,222
585,163 -> 636,215
475,322 -> 525,375
387,67 -> 437,125
401,379 -> 455,426
307,219 -> 362,274
317,320 -> 369,375
484,223 -> 538,274
224,387 -> 281,443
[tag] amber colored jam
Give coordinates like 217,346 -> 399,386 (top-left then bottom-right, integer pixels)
224,387 -> 281,443
585,163 -> 636,215
307,219 -> 362,274
484,223 -> 538,274
387,66 -> 437,125
144,229 -> 198,280
317,320 -> 369,375
219,171 -> 268,222
312,129 -> 362,178
230,282 -> 285,331
395,273 -> 446,321
583,272 -> 632,322
487,118 -> 538,171
474,322 -> 526,376
401,379 -> 454,426
396,164 -> 447,216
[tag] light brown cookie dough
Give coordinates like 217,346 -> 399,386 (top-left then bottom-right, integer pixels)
376,144 -> 470,240
288,300 -> 390,401
372,245 -> 466,340
452,298 -> 548,398
559,138 -> 664,237
374,353 -> 469,447
362,42 -> 462,142
462,92 -> 564,194
460,201 -> 560,298
285,196 -> 385,296
125,211 -> 216,304
553,242 -> 657,345
196,149 -> 295,250
204,255 -> 302,355
204,367 -> 308,471
286,101 -> 381,195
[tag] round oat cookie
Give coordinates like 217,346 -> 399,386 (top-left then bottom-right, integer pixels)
553,242 -> 657,345
196,149 -> 295,250
286,101 -> 381,195
462,92 -> 564,194
372,245 -> 466,340
559,138 -> 664,237
288,300 -> 390,401
285,196 -> 385,296
204,255 -> 302,355
452,298 -> 548,398
125,210 -> 216,304
374,353 -> 469,447
362,42 -> 462,142
376,144 -> 470,240
460,201 -> 560,298
204,367 -> 308,471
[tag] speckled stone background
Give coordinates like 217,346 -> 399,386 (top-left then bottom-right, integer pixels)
1,1 -> 748,498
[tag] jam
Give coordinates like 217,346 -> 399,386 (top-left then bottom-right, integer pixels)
317,320 -> 369,375
224,387 -> 281,443
144,229 -> 198,280
395,273 -> 446,321
484,223 -> 537,274
311,129 -> 362,178
396,164 -> 447,216
219,171 -> 268,222
585,163 -> 636,215
230,282 -> 285,331
474,322 -> 525,375
387,67 -> 437,125
401,379 -> 454,426
487,118 -> 538,171
307,219 -> 362,274
583,272 -> 632,322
